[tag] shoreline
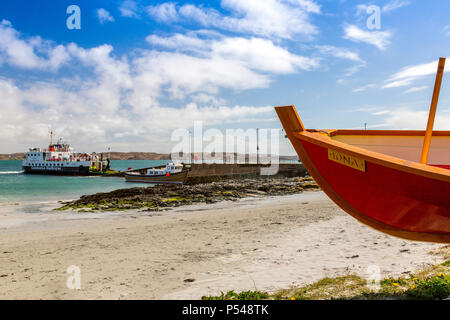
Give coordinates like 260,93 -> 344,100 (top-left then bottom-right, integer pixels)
56,176 -> 318,212
0,191 -> 324,233
0,190 -> 446,300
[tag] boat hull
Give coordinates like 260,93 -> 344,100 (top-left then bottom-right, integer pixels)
124,170 -> 188,184
22,165 -> 90,176
276,106 -> 450,243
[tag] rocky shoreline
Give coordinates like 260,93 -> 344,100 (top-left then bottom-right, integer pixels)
57,176 -> 319,212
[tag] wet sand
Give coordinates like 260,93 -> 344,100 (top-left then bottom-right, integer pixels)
0,192 -> 446,299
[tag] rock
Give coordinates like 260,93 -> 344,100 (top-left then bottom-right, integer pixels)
57,176 -> 318,212
184,278 -> 196,283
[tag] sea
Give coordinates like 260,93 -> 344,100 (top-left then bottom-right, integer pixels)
0,160 -> 170,204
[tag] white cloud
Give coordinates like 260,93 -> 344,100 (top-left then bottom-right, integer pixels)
143,32 -> 318,112
147,2 -> 178,22
343,24 -> 392,51
382,79 -> 414,89
130,50 -> 270,108
149,103 -> 274,132
383,59 -> 450,89
0,60 -> 277,152
316,45 -> 366,76
353,84 -> 376,92
191,93 -> 227,106
146,33 -> 208,52
316,45 -> 364,63
357,1 -> 409,16
147,0 -> 321,39
120,0 -> 139,18
0,20 -> 69,70
0,23 -> 302,153
295,0 -> 321,14
372,108 -> 450,130
404,86 -> 428,94
0,73 -> 276,152
146,33 -> 319,75
371,110 -> 391,116
212,37 -> 319,73
382,0 -> 410,13
97,8 -> 115,24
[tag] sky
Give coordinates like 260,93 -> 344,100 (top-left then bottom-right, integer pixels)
1,0 -> 450,155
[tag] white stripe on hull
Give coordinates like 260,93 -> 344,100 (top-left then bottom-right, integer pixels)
124,179 -> 184,184
124,171 -> 188,184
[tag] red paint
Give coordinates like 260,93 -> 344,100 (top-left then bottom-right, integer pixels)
302,140 -> 450,235
430,164 -> 450,170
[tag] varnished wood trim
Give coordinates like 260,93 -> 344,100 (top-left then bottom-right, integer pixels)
309,129 -> 450,137
296,131 -> 450,182
275,106 -> 305,132
421,57 -> 446,164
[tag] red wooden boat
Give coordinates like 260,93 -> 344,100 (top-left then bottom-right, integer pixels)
276,58 -> 450,243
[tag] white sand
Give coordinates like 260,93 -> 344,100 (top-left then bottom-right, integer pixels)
0,191 -> 446,300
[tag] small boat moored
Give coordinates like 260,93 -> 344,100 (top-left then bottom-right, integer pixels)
124,163 -> 188,184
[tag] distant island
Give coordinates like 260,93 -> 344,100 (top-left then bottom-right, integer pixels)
108,152 -> 170,160
0,153 -> 26,160
0,152 -> 298,161
0,152 -> 170,161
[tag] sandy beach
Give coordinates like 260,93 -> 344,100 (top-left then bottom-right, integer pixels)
0,191 -> 446,300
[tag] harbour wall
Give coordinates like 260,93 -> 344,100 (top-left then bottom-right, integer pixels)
183,163 -> 307,184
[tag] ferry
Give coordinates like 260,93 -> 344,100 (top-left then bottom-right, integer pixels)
22,132 -> 109,176
124,163 -> 188,184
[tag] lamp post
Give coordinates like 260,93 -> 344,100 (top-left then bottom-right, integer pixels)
256,128 -> 259,165
189,129 -> 193,164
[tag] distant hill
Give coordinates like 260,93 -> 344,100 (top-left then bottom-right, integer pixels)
0,152 -> 170,161
279,155 -> 299,161
0,153 -> 26,160
0,152 -> 298,161
108,152 -> 170,160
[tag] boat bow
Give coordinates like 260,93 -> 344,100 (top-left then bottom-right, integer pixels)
276,105 -> 450,244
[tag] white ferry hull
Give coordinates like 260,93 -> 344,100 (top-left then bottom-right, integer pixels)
22,165 -> 90,176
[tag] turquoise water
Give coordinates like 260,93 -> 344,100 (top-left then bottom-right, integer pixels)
0,160 -> 169,204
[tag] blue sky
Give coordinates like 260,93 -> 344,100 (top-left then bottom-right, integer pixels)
1,0 -> 450,154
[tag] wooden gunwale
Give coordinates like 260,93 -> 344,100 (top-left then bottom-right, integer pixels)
311,129 -> 450,137
294,131 -> 450,183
